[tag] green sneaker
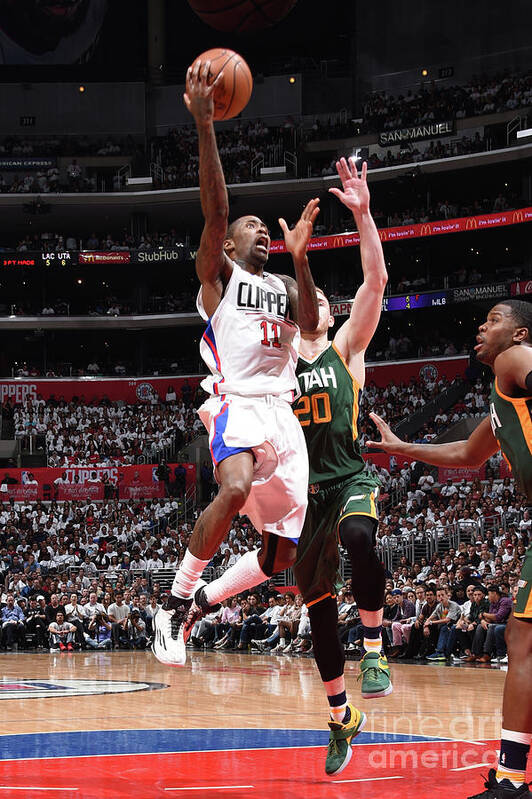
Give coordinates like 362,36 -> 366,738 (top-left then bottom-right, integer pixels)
358,651 -> 393,699
325,704 -> 367,776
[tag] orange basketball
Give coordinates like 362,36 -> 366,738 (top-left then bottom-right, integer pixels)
189,48 -> 253,121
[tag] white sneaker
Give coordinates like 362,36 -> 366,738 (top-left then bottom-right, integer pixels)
282,642 -> 293,654
270,643 -> 284,654
50,647 -> 59,653
498,655 -> 508,664
152,595 -> 194,667
152,579 -> 208,667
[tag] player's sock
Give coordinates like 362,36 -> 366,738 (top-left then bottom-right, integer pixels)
171,550 -> 209,599
496,729 -> 531,788
203,550 -> 268,605
363,625 -> 383,654
325,676 -> 349,723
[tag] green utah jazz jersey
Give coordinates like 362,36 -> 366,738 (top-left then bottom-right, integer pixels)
295,343 -> 366,484
489,378 -> 532,501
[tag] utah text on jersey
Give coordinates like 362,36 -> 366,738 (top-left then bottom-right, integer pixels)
298,367 -> 338,392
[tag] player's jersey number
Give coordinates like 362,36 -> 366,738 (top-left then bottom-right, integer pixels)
294,392 -> 332,427
260,320 -> 282,349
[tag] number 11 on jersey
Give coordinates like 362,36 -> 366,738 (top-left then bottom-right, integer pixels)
260,320 -> 282,348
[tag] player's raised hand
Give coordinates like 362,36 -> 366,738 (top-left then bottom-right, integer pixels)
366,412 -> 404,453
279,198 -> 320,262
184,60 -> 223,125
329,157 -> 370,216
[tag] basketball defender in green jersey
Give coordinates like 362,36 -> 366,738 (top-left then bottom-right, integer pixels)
368,300 -> 532,799
293,157 -> 390,776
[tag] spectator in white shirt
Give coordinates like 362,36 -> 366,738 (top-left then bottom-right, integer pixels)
145,553 -> 164,571
418,469 -> 435,497
440,479 -> 459,499
64,592 -> 87,647
83,592 -> 105,620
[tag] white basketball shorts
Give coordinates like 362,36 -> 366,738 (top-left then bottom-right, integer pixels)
198,394 -> 308,542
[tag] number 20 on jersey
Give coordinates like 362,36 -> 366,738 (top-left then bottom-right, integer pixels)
294,393 -> 332,426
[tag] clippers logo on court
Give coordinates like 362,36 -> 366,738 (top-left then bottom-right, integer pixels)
0,679 -> 166,700
419,364 -> 438,382
135,382 -> 156,401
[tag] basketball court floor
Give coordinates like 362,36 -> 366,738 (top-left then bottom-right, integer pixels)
0,650 -> 518,798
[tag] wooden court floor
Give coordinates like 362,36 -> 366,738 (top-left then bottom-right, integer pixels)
0,650 -> 519,799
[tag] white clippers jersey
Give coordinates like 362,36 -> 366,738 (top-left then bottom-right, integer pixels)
197,260 -> 300,400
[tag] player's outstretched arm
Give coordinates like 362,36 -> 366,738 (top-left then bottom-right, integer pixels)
278,198 -> 320,332
367,413 -> 499,469
331,158 -> 387,364
185,60 -> 232,315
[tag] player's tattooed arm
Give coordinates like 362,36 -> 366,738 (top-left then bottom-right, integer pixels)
278,198 -> 320,332
185,59 -> 233,315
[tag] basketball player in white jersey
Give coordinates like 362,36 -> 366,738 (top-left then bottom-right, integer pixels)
153,59 -> 319,666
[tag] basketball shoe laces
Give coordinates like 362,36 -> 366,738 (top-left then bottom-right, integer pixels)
167,600 -> 198,641
327,736 -> 342,759
357,663 -> 381,687
327,724 -> 342,757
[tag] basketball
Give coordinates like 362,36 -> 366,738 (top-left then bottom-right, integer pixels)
189,48 -> 253,120
187,0 -> 298,33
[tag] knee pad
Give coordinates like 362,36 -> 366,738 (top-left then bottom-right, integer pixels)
307,596 -> 345,683
339,515 -> 385,612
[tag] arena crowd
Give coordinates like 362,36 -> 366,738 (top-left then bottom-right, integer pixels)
0,70 -> 528,196
5,385 -> 204,465
0,467 -> 527,665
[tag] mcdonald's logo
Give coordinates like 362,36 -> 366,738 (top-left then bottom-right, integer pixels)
332,236 -> 343,249
379,229 -> 388,242
420,224 -> 432,237
512,210 -> 524,224
466,217 -> 478,230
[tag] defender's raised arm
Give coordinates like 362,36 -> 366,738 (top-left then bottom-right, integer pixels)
331,158 -> 388,369
278,197 -> 320,332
